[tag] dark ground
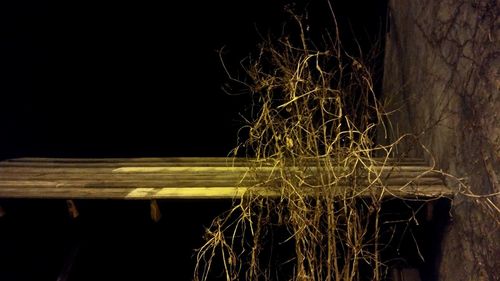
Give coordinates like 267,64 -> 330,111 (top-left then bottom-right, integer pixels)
0,1 -> 407,280
0,198 -> 449,281
0,199 -> 233,281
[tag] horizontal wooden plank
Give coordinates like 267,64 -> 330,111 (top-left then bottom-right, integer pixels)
0,185 -> 452,199
0,177 -> 444,189
0,171 -> 442,181
5,157 -> 428,163
0,165 -> 435,176
0,158 -> 252,167
0,157 -> 448,199
0,157 -> 428,168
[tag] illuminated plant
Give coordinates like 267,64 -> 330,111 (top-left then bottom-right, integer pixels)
193,6 -> 498,281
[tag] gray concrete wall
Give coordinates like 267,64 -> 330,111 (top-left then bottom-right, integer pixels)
383,0 -> 499,280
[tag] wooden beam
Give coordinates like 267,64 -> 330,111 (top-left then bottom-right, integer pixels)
0,185 -> 452,199
0,157 -> 452,200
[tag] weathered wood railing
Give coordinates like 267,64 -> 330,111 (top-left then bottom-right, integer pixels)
0,157 -> 452,199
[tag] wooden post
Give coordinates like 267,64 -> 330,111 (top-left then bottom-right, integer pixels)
66,200 -> 79,219
150,199 -> 161,222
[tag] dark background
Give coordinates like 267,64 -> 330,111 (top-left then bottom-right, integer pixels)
0,0 -> 386,159
0,1 -> 394,280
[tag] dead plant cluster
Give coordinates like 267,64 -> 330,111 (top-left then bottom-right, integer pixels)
193,8 -> 498,281
194,11 -> 400,280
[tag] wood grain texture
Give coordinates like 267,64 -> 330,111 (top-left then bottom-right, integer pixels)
0,157 -> 452,199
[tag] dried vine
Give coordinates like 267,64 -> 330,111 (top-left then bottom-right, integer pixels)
194,2 -> 499,280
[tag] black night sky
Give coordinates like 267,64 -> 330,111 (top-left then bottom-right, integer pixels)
0,0 -> 386,159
